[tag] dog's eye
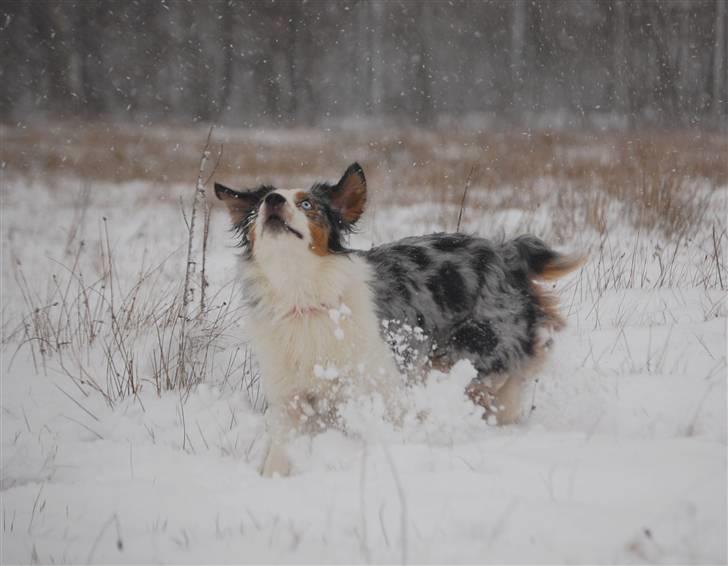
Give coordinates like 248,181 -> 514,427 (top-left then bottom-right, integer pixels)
300,200 -> 312,210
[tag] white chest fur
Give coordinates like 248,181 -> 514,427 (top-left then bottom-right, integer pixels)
243,249 -> 399,407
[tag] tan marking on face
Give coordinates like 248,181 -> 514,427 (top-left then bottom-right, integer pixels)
294,191 -> 331,256
293,191 -> 307,205
308,222 -> 330,256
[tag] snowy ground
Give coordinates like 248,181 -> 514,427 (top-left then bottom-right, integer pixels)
1,129 -> 726,564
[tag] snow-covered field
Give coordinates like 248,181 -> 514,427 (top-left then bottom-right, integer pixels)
1,126 -> 726,564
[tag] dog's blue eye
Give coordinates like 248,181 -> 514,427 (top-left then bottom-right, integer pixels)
300,200 -> 312,210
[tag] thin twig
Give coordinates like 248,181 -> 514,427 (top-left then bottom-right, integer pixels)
203,143 -> 224,187
86,513 -> 123,564
359,443 -> 371,563
200,204 -> 212,315
456,165 -> 478,233
712,223 -> 724,290
178,126 -> 214,385
60,414 -> 103,440
27,483 -> 45,534
53,383 -> 99,422
379,441 -> 408,565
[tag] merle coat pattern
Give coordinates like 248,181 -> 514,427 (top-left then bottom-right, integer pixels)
363,233 -> 564,382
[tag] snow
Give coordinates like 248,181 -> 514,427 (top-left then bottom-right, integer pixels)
314,365 -> 340,381
1,169 -> 726,564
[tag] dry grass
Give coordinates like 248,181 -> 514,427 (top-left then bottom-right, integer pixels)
4,234 -> 254,406
3,122 -> 726,240
2,137 -> 257,406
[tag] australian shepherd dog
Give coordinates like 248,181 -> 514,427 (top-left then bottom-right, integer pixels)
215,163 -> 581,476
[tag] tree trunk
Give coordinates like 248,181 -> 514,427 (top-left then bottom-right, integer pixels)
713,0 -> 726,121
613,0 -> 630,123
219,1 -> 235,120
30,3 -> 72,115
413,1 -> 435,125
511,0 -> 527,114
78,2 -> 105,117
368,0 -> 384,116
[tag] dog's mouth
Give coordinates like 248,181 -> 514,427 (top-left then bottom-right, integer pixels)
263,213 -> 304,239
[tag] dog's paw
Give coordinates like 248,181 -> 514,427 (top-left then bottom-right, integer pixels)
261,443 -> 291,478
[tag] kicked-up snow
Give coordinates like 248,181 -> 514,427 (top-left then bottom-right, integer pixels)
1,165 -> 725,564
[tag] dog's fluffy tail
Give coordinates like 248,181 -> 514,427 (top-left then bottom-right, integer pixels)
510,235 -> 585,281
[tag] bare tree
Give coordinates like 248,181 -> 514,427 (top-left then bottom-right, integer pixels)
219,0 -> 235,120
510,0 -> 527,114
714,0 -> 726,122
412,1 -> 435,125
613,0 -> 630,120
0,0 -> 722,129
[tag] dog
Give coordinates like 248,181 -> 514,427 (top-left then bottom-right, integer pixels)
215,163 -> 581,476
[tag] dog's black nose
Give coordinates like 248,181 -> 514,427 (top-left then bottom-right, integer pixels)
265,192 -> 286,208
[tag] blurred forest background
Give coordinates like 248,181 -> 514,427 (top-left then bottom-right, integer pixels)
1,0 -> 726,130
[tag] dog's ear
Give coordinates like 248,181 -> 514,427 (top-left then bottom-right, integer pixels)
329,163 -> 367,224
214,183 -> 264,224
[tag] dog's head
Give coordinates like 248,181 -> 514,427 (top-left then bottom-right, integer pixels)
215,163 -> 366,259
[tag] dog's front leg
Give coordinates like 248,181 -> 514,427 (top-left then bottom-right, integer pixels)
262,436 -> 291,478
261,392 -> 321,477
262,407 -> 294,477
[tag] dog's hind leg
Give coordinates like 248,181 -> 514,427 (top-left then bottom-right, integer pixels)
491,374 -> 527,424
464,373 -> 509,423
466,350 -> 546,425
466,373 -> 527,424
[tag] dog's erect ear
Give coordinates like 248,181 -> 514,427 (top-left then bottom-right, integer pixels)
214,183 -> 264,224
329,163 -> 367,224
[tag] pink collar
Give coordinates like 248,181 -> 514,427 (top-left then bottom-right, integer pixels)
285,302 -> 335,319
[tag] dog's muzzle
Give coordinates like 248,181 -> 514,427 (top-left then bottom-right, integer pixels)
262,193 -> 304,239
265,192 -> 286,210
